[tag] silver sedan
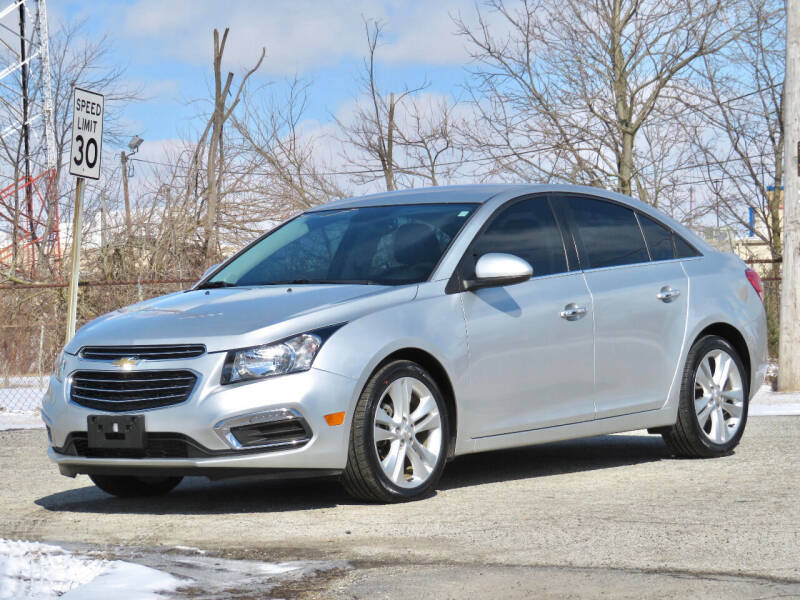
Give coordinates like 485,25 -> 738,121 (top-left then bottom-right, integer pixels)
43,184 -> 768,502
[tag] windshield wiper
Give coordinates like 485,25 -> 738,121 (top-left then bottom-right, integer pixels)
196,280 -> 238,290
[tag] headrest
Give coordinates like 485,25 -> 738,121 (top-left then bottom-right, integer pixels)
393,223 -> 440,266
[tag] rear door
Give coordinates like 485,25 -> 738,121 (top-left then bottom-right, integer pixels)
458,195 -> 596,438
558,195 -> 688,418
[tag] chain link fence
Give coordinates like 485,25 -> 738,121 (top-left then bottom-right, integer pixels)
0,321 -> 52,413
0,280 -> 192,414
743,258 -> 781,357
0,260 -> 784,415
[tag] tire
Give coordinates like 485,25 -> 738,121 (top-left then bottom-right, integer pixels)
661,335 -> 749,458
341,360 -> 450,502
89,474 -> 183,497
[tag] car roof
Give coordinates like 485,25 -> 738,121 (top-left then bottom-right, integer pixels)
305,184 -> 532,211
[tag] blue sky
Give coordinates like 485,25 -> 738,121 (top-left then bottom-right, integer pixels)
54,0 -> 481,157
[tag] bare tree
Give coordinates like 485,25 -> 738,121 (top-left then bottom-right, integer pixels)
394,96 -> 464,186
681,0 -> 784,350
684,0 -> 784,254
455,0 -> 756,205
201,28 -> 264,263
337,19 -> 470,191
235,78 -> 344,217
336,19 -> 426,191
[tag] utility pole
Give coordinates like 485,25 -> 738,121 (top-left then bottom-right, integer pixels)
121,150 -> 131,234
779,0 -> 800,391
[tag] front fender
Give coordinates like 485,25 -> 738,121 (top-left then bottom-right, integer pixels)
313,282 -> 469,445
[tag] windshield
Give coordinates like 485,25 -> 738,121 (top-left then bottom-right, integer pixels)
206,203 -> 477,287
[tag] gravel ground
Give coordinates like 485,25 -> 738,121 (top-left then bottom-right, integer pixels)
1,418 -> 799,598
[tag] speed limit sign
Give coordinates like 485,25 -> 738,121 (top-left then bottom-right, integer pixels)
69,87 -> 104,180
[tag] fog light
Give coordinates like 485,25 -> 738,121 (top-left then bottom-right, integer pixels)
214,408 -> 312,450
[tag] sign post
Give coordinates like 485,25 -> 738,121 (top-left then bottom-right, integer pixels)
65,178 -> 85,343
65,87 -> 104,344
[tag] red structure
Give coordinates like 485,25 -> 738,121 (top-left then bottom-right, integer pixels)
0,169 -> 61,279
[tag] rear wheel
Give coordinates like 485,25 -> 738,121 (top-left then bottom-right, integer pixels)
661,335 -> 748,458
341,360 -> 449,502
89,474 -> 183,497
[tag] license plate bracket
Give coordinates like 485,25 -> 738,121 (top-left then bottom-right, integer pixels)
87,415 -> 145,449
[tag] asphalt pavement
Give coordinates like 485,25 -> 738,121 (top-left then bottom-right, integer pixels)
1,417 -> 798,598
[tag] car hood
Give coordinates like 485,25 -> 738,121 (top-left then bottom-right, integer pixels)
65,284 -> 418,354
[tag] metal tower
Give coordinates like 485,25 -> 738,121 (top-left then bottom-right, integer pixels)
0,0 -> 60,279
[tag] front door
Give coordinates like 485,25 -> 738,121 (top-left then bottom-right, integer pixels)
458,196 -> 596,438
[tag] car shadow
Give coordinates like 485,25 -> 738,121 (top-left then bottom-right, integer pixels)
34,433 -> 671,514
439,433 -> 671,491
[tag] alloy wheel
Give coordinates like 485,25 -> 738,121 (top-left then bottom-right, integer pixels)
372,376 -> 443,488
693,349 -> 745,444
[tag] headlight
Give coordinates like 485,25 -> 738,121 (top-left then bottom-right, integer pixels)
222,333 -> 322,384
54,351 -> 67,382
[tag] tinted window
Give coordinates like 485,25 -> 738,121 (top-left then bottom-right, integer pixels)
638,214 -> 676,261
209,203 -> 476,286
566,197 -> 650,269
674,233 -> 701,258
469,198 -> 567,277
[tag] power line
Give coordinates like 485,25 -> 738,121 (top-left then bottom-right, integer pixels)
129,147 -> 776,182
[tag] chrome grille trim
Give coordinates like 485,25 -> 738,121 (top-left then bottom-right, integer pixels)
69,370 -> 198,412
79,344 -> 206,360
70,375 -> 195,385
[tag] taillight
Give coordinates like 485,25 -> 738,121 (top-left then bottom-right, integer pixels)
745,268 -> 763,300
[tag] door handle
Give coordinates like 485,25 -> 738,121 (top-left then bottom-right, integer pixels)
560,303 -> 587,321
657,286 -> 681,302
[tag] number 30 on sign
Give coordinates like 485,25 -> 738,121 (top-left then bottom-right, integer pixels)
69,87 -> 104,180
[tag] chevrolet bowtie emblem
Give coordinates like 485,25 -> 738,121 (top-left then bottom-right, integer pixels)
112,357 -> 140,369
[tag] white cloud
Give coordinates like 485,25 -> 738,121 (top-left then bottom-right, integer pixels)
119,0 -> 477,74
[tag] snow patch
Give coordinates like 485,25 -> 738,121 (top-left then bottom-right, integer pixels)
0,539 -> 183,600
750,385 -> 800,416
61,561 -> 182,600
0,412 -> 45,431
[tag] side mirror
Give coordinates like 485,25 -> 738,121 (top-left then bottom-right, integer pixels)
198,263 -> 221,284
463,253 -> 533,291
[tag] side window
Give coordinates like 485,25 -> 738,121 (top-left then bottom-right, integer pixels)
469,198 -> 567,277
566,196 -> 650,269
638,214 -> 676,261
674,233 -> 702,258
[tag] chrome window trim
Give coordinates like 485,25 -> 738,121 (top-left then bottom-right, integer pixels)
577,256 -> 699,275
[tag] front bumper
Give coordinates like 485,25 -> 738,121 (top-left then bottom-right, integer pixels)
42,353 -> 358,476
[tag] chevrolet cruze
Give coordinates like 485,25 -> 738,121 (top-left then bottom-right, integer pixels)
43,184 -> 768,502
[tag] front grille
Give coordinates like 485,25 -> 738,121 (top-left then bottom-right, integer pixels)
70,370 -> 197,412
58,432 -> 205,458
54,431 -> 298,459
80,345 -> 205,360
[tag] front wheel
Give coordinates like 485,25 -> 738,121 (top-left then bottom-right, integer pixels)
341,360 -> 449,502
661,335 -> 749,458
89,474 -> 183,497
